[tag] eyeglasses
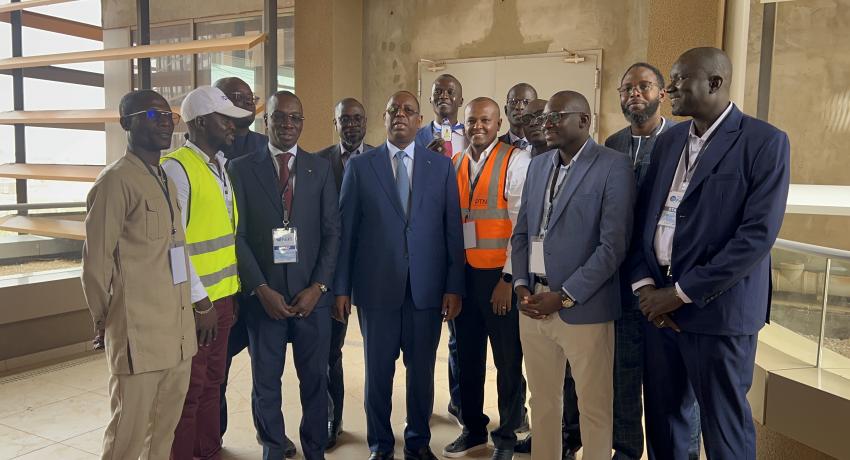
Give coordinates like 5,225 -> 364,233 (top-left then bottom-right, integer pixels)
617,82 -> 658,95
507,98 -> 531,107
519,112 -> 545,127
337,114 -> 365,126
267,112 -> 305,125
230,92 -> 261,105
386,105 -> 419,118
540,111 -> 587,125
123,109 -> 181,124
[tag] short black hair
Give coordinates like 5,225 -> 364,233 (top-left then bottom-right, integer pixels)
621,62 -> 665,88
118,89 -> 163,117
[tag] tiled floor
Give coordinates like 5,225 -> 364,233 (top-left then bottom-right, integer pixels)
0,317 -> 648,460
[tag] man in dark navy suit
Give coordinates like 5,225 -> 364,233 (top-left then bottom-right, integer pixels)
335,90 -> 465,460
228,91 -> 340,460
630,47 -> 790,460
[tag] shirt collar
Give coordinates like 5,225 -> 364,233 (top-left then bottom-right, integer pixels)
432,120 -> 464,133
268,142 -> 298,157
184,140 -> 226,165
386,140 -> 416,160
508,131 -> 527,145
463,138 -> 499,163
689,102 -> 734,143
551,138 -> 590,168
339,141 -> 365,156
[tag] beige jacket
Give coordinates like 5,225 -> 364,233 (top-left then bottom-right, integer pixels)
82,152 -> 197,375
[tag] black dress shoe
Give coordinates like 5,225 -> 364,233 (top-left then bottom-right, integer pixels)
564,447 -> 579,460
404,445 -> 438,460
514,435 -> 531,454
283,435 -> 297,458
491,447 -> 514,460
369,451 -> 395,460
327,420 -> 343,449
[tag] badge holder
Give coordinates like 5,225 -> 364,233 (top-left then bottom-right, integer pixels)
463,220 -> 477,249
530,237 -> 546,275
273,220 -> 298,264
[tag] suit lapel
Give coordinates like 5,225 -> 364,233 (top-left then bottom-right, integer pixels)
682,107 -> 743,202
410,146 -> 432,218
528,152 -> 554,234
251,148 -> 284,218
548,140 -> 599,229
369,145 -> 406,220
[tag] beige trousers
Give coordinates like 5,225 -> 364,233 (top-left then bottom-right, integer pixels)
519,286 -> 615,460
100,358 -> 191,460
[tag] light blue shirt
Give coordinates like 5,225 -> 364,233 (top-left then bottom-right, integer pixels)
386,140 -> 415,184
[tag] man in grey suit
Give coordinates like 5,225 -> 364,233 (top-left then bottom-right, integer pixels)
511,91 -> 635,460
315,97 -> 373,449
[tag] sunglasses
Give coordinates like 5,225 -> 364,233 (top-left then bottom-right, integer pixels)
124,109 -> 181,124
539,111 -> 587,125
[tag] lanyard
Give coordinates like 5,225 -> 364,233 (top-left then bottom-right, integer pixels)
541,159 -> 572,234
681,125 -> 718,185
464,153 -> 488,221
143,162 -> 177,237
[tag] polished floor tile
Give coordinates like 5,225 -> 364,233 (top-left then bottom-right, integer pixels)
0,424 -> 52,460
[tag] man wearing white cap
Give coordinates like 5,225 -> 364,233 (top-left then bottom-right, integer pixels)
161,85 -> 251,460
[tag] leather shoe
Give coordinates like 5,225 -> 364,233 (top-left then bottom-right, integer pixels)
492,447 -> 514,460
404,445 -> 438,460
327,420 -> 343,449
564,447 -> 578,460
283,435 -> 297,458
514,435 -> 531,454
369,451 -> 394,460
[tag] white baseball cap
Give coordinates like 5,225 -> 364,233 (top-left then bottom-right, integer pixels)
180,86 -> 252,122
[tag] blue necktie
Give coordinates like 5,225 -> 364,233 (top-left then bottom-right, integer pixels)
395,150 -> 410,216
513,138 -> 529,149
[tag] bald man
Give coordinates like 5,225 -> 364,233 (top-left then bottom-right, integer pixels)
511,91 -> 635,460
630,47 -> 790,460
498,83 -> 538,150
442,98 -> 530,460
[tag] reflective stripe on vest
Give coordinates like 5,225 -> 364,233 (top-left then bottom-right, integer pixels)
161,147 -> 240,301
454,142 -> 516,269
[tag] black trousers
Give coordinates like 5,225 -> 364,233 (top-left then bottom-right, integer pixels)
327,315 -> 348,426
453,265 -> 525,449
220,296 -> 250,437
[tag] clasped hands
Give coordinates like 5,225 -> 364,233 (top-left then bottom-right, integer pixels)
257,284 -> 322,321
637,285 -> 684,332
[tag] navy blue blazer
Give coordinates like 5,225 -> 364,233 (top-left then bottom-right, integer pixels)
334,142 -> 465,310
629,105 -> 790,335
228,147 -> 340,308
414,125 -> 436,151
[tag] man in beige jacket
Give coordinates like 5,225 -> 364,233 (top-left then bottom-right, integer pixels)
82,89 -> 198,460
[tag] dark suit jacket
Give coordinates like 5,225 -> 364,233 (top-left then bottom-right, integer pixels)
511,139 -> 635,324
414,125 -> 437,152
497,132 -> 513,146
334,142 -> 465,310
629,105 -> 790,335
604,118 -> 676,189
228,147 -> 340,308
315,143 -> 375,191
222,130 -> 268,161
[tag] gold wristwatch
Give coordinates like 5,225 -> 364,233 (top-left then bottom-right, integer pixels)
314,282 -> 328,293
560,291 -> 575,309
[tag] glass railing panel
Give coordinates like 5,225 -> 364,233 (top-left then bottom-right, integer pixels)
821,258 -> 850,368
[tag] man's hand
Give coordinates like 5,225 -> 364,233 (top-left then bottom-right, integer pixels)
442,293 -> 462,321
193,297 -> 218,347
93,328 -> 105,351
256,285 -> 295,320
333,296 -> 351,323
519,291 -> 562,319
426,137 -> 446,155
638,286 -> 684,322
291,284 -> 323,318
491,279 -> 513,316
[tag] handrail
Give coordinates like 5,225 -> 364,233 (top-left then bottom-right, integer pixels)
773,238 -> 850,262
0,202 -> 85,211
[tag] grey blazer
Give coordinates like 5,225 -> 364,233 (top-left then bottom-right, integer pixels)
511,138 -> 635,324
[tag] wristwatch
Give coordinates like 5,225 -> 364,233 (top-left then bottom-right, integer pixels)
560,290 -> 575,309
501,272 -> 513,283
314,282 -> 328,293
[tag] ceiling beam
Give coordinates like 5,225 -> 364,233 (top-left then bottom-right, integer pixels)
0,10 -> 102,41
0,66 -> 103,87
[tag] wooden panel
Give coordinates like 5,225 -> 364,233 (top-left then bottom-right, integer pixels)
0,0 -> 76,14
0,163 -> 103,182
0,33 -> 267,71
0,215 -> 86,240
0,10 -> 102,41
0,66 -> 104,87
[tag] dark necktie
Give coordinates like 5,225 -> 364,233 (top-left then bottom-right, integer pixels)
275,152 -> 294,213
513,138 -> 529,149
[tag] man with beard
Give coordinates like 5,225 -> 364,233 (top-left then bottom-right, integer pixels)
604,62 -> 701,460
229,91 -> 340,460
316,97 -> 374,449
162,86 -> 249,460
415,74 -> 467,158
498,83 -> 537,152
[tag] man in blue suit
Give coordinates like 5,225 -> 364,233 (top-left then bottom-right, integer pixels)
630,47 -> 790,460
512,90 -> 635,460
334,90 -> 465,460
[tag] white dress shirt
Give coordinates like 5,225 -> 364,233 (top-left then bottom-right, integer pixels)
161,140 -> 234,303
268,142 -> 298,178
386,140 -> 415,183
431,120 -> 467,155
631,102 -> 735,302
461,138 -> 532,275
507,131 -> 532,153
339,141 -> 366,171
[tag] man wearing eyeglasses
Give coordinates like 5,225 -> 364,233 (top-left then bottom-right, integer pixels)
498,83 -> 538,151
334,91 -> 464,460
315,97 -> 374,450
161,86 -> 248,460
518,99 -> 551,158
511,91 -> 635,460
83,89 -> 196,460
415,74 -> 467,159
228,91 -> 340,460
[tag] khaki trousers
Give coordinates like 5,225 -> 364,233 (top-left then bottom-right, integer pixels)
100,358 -> 192,460
519,286 -> 614,460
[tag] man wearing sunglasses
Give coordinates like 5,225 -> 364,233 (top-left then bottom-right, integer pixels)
315,97 -> 374,450
229,91 -> 340,460
335,91 -> 464,460
498,83 -> 537,151
161,86 -> 249,460
83,89 -> 196,460
511,91 -> 635,460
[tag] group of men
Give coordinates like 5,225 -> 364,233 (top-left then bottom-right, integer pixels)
81,45 -> 790,460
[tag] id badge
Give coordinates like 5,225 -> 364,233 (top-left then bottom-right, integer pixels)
530,238 -> 546,275
659,189 -> 684,229
441,124 -> 452,141
463,221 -> 477,249
169,244 -> 188,285
273,227 -> 298,264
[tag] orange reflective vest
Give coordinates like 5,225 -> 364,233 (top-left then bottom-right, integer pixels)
453,141 -> 516,269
